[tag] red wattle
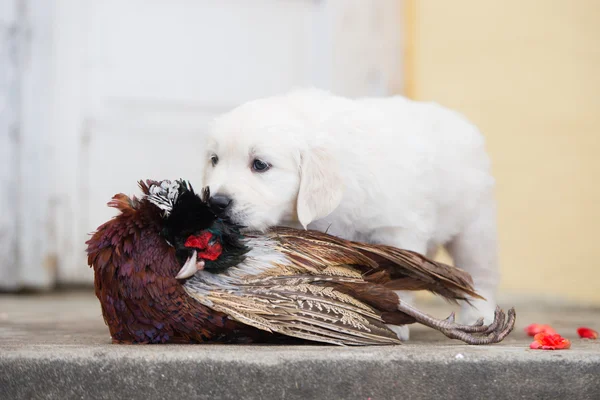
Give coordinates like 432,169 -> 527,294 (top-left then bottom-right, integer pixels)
184,232 -> 222,261
184,232 -> 213,249
199,242 -> 223,261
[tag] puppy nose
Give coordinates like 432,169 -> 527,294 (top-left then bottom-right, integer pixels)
208,194 -> 232,214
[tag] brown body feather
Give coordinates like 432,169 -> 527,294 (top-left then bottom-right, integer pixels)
88,184 -> 294,344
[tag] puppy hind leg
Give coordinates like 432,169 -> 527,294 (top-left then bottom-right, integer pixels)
447,197 -> 500,325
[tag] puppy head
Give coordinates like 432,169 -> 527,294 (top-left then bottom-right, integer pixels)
203,99 -> 343,231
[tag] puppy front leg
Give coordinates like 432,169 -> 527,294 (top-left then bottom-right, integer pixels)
370,229 -> 430,341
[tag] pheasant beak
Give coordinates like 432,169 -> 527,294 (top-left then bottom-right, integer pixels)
175,250 -> 205,279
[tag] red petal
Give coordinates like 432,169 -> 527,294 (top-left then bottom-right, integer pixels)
577,327 -> 598,339
530,332 -> 571,350
529,341 -> 543,349
524,323 -> 557,336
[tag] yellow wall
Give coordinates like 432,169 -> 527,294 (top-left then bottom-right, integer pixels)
404,1 -> 600,303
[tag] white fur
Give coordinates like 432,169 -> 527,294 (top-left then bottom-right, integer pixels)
203,89 -> 500,337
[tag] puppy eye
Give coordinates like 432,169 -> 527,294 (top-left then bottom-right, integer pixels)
252,159 -> 270,172
210,155 -> 219,167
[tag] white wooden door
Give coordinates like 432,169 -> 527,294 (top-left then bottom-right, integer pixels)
0,0 -> 402,289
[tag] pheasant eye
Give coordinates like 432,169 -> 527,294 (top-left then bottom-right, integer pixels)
210,155 -> 219,167
252,159 -> 270,172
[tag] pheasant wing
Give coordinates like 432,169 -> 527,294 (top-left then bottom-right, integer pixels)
183,277 -> 401,346
268,227 -> 482,302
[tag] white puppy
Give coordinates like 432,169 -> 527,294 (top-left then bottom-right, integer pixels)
203,89 -> 499,340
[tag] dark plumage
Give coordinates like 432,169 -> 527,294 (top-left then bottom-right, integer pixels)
87,179 -> 515,345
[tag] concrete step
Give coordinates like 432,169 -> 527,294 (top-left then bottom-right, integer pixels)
1,292 -> 600,400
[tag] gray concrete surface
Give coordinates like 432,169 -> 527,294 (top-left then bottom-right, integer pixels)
1,291 -> 600,399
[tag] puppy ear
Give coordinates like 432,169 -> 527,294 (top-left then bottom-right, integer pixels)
297,147 -> 343,229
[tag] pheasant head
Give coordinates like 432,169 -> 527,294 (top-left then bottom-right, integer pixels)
147,180 -> 248,277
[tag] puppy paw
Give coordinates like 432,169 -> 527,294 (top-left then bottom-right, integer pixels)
387,324 -> 410,341
459,297 -> 497,325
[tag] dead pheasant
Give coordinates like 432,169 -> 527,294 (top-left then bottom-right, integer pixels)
87,179 -> 515,345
